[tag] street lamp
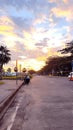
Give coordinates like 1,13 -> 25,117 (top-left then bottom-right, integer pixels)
14,60 -> 18,85
19,64 -> 22,80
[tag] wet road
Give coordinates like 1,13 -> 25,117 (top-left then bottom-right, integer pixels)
0,76 -> 73,130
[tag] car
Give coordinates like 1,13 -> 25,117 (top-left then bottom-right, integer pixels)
68,72 -> 73,81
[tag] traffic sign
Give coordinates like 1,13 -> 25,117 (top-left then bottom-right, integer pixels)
22,68 -> 26,72
14,67 -> 18,72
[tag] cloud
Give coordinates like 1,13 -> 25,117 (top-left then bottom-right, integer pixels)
10,16 -> 33,31
0,0 -> 73,71
52,7 -> 72,21
49,0 -> 68,4
51,0 -> 73,21
63,0 -> 68,4
35,38 -> 49,47
0,16 -> 18,39
0,16 -> 14,26
23,58 -> 45,71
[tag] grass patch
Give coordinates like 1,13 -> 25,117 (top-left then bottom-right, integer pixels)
3,74 -> 33,80
3,76 -> 21,80
0,81 -> 4,85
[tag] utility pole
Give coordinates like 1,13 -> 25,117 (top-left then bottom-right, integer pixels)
14,60 -> 18,85
20,64 -> 22,80
16,60 -> 18,84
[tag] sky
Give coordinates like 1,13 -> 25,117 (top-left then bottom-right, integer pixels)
0,0 -> 73,71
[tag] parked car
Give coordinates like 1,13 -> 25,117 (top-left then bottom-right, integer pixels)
68,72 -> 73,81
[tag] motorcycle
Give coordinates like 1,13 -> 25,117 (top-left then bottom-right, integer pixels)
24,75 -> 30,84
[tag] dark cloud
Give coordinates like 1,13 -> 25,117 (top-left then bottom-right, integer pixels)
35,38 -> 49,47
11,16 -> 33,32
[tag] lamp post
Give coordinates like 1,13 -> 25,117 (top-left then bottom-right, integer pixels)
19,64 -> 22,80
14,60 -> 18,85
20,64 -> 21,73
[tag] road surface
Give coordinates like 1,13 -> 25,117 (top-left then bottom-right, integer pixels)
0,76 -> 73,130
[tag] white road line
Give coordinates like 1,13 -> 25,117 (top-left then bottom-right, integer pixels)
7,105 -> 19,130
7,97 -> 23,130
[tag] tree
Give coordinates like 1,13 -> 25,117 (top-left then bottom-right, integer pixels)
0,46 -> 11,79
7,68 -> 11,73
38,56 -> 72,76
28,69 -> 36,74
58,41 -> 73,56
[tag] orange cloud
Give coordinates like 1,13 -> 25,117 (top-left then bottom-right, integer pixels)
52,7 -> 71,18
25,59 -> 45,71
49,0 -> 68,4
33,14 -> 46,25
37,56 -> 47,61
51,3 -> 73,21
0,26 -> 16,37
0,16 -> 16,37
0,16 -> 14,26
63,0 -> 68,4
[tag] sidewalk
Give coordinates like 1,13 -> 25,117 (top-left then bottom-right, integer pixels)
0,80 -> 23,103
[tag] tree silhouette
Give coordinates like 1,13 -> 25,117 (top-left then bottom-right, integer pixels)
7,68 -> 11,73
38,56 -> 72,76
58,41 -> 73,56
0,46 -> 11,79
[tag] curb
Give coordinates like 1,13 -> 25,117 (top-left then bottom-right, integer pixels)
0,82 -> 24,121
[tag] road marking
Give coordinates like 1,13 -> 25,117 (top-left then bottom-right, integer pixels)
7,105 -> 19,130
7,96 -> 23,130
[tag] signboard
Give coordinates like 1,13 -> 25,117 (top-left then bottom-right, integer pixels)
14,67 -> 18,72
22,68 -> 26,72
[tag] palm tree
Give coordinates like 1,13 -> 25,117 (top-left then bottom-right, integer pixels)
0,46 -> 11,79
7,68 -> 11,73
58,41 -> 73,56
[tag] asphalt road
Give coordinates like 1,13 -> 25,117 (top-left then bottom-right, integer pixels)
1,76 -> 73,130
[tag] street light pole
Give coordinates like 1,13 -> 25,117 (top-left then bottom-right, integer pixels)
20,64 -> 22,80
16,60 -> 18,85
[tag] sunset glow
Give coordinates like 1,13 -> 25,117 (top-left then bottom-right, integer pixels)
0,0 -> 73,71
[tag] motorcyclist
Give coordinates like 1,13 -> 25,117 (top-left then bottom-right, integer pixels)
24,72 -> 30,84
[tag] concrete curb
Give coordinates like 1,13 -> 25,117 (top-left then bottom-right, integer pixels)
0,82 -> 24,121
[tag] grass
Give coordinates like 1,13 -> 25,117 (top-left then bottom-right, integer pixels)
0,81 -> 4,85
2,74 -> 33,80
3,76 -> 21,80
